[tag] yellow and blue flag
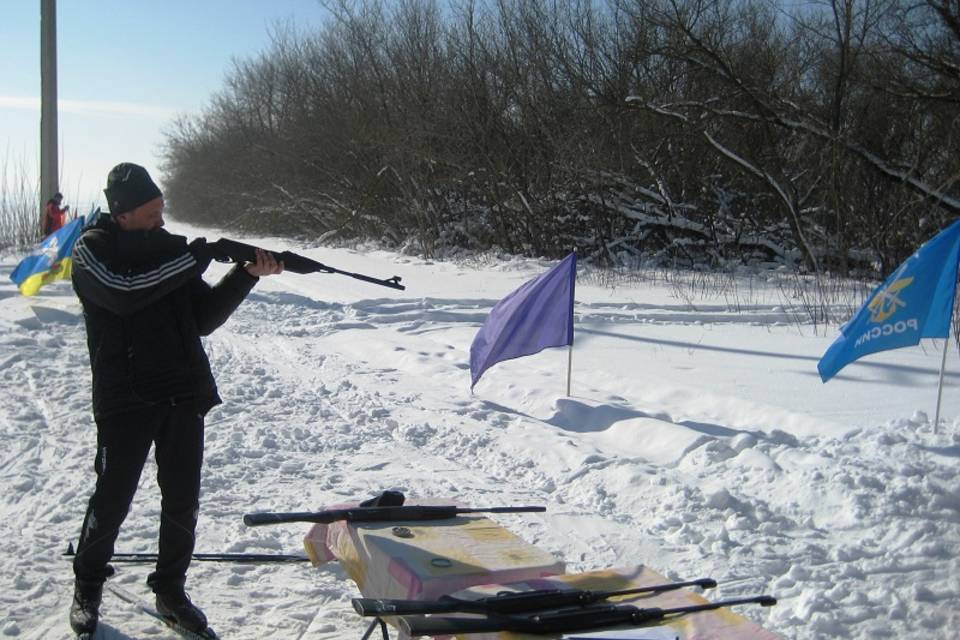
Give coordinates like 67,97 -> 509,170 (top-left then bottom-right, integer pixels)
819,219 -> 960,382
9,215 -> 85,296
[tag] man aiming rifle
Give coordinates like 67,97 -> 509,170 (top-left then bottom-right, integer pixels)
68,162 -> 283,639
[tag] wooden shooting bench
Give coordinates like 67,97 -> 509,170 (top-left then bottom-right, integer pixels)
302,507 -> 780,640
303,508 -> 564,639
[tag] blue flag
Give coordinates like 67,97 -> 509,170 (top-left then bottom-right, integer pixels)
10,216 -> 85,296
470,253 -> 576,389
818,219 -> 960,382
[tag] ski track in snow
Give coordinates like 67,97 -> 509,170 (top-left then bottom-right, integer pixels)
0,252 -> 958,639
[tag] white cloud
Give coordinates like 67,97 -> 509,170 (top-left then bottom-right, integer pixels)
0,96 -> 179,119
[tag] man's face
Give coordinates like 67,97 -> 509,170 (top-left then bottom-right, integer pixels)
116,197 -> 165,231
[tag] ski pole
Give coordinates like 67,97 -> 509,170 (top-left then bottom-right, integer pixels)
63,543 -> 309,564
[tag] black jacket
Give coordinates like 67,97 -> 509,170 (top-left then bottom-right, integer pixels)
72,217 -> 257,419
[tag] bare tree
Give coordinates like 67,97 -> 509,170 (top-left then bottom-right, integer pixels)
159,0 -> 959,274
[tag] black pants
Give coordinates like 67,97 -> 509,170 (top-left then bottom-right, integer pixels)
73,401 -> 204,594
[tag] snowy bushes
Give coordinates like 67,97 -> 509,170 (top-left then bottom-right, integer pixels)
160,0 -> 959,278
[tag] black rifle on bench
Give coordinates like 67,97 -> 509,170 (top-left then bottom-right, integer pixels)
243,504 -> 546,527
399,595 -> 777,636
353,577 -> 717,616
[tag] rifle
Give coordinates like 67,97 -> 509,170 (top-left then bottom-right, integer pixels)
399,595 -> 777,636
243,505 -> 546,527
352,577 -> 717,616
208,238 -> 405,290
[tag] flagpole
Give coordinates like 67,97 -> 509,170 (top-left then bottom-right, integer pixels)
566,248 -> 576,397
934,331 -> 951,434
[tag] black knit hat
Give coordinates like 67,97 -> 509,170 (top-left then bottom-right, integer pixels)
103,162 -> 162,215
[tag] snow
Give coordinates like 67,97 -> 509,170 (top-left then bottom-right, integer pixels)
0,220 -> 958,639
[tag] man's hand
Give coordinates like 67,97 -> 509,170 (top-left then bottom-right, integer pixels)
245,248 -> 284,277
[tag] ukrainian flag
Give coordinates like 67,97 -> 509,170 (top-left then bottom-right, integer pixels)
10,215 -> 85,296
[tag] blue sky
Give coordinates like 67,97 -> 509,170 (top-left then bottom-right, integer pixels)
1,0 -> 330,212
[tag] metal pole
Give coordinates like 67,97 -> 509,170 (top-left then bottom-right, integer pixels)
566,249 -> 577,397
40,0 -> 59,211
934,333 -> 950,434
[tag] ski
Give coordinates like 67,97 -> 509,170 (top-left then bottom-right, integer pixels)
399,595 -> 777,636
352,577 -> 717,616
105,582 -> 220,640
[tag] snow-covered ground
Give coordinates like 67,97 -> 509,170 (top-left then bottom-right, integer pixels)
0,221 -> 957,639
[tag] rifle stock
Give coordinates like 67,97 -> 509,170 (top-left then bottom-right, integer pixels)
353,596 -> 465,616
209,238 -> 405,290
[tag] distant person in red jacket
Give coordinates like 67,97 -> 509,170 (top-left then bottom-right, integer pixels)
43,192 -> 69,237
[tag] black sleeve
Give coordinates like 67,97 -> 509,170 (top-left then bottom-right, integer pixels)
115,228 -> 194,264
72,228 -> 204,317
190,265 -> 259,336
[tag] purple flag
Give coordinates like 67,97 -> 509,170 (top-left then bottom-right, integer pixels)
470,253 -> 576,388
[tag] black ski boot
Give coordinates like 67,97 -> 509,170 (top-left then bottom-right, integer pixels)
69,579 -> 102,637
156,590 -> 208,633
